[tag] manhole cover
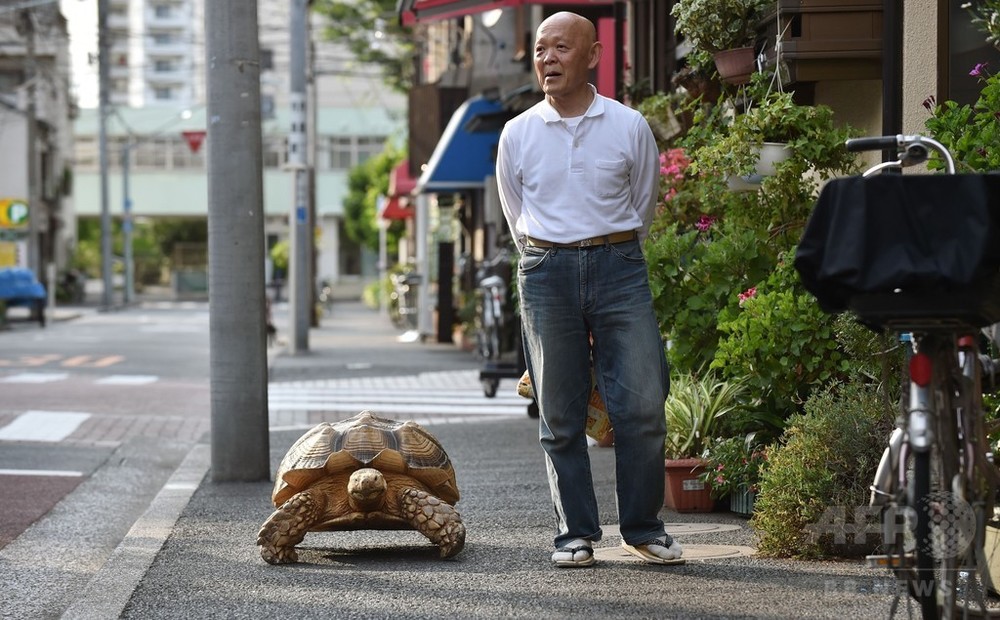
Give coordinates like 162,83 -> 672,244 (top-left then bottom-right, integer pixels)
594,543 -> 756,562
601,523 -> 743,538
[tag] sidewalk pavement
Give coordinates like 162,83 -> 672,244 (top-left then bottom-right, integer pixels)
62,301 -> 894,619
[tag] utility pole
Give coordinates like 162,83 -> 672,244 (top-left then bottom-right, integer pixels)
17,9 -> 39,277
97,0 -> 113,309
122,144 -> 133,304
205,0 -> 269,482
288,0 -> 310,353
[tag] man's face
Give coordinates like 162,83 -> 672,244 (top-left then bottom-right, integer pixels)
533,16 -> 597,101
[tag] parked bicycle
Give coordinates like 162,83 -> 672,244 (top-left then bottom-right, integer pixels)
390,271 -> 421,330
796,134 -> 1000,619
475,249 -> 511,364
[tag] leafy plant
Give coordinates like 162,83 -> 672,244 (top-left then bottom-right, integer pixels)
670,0 -> 771,55
751,380 -> 891,558
964,0 -> 1000,48
700,433 -> 769,498
663,371 -> 750,459
646,218 -> 774,373
312,0 -> 415,93
924,63 -> 1000,172
712,252 -> 853,419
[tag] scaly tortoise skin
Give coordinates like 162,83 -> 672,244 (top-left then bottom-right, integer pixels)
256,411 -> 465,564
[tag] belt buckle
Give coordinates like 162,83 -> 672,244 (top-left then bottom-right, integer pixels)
579,238 -> 594,247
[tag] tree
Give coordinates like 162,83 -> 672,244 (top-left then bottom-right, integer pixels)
342,144 -> 406,254
311,0 -> 415,93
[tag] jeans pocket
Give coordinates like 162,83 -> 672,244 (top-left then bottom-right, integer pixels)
519,247 -> 550,274
609,240 -> 645,265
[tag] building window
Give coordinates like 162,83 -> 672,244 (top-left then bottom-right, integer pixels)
263,136 -> 287,168
133,139 -> 170,168
154,59 -> 174,72
944,2 -> 1000,105
153,4 -> 172,18
328,137 -> 353,170
154,87 -> 173,100
73,136 -> 99,170
172,137 -> 205,169
356,136 -> 386,165
260,48 -> 274,71
0,70 -> 25,94
152,33 -> 175,45
261,94 -> 275,119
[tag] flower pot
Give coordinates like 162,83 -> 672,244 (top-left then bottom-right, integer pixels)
729,486 -> 756,517
726,142 -> 793,191
713,47 -> 756,85
663,458 -> 714,512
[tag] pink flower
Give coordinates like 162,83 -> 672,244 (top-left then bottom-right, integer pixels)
971,62 -> 989,78
738,286 -> 757,307
658,148 -> 689,181
715,476 -> 725,485
695,215 -> 716,232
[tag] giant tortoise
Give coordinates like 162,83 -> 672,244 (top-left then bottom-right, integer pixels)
257,411 -> 465,563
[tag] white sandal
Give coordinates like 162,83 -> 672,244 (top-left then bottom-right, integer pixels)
551,538 -> 596,567
621,535 -> 685,565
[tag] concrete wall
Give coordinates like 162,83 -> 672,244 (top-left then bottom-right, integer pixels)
903,0 -> 939,135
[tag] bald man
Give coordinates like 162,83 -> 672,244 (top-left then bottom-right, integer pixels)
496,12 -> 684,568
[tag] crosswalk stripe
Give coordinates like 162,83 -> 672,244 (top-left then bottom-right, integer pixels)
0,411 -> 92,442
95,375 -> 159,385
1,372 -> 70,383
267,370 -> 530,423
0,468 -> 84,477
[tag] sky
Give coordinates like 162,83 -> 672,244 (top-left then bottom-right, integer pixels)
59,0 -> 98,108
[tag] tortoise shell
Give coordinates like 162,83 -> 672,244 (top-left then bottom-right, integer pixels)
271,411 -> 459,507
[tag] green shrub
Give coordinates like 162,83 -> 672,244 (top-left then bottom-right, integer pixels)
712,251 -> 850,418
750,379 -> 892,558
646,218 -> 774,373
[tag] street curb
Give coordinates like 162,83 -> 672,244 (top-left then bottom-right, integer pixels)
61,443 -> 211,620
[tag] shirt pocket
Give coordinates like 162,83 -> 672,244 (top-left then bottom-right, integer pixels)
594,158 -> 629,199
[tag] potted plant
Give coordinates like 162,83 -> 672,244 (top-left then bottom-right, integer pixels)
694,79 -> 858,193
663,371 -> 749,512
670,0 -> 772,84
701,433 -> 769,516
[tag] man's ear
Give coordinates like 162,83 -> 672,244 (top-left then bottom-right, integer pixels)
588,41 -> 603,70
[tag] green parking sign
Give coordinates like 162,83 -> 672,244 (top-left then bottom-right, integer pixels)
0,199 -> 29,229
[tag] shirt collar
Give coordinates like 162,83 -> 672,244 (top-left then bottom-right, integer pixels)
538,84 -> 604,124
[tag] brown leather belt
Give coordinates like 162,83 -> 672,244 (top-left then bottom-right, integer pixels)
525,231 -> 637,248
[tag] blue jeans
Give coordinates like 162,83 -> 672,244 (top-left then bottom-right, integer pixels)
517,239 -> 669,548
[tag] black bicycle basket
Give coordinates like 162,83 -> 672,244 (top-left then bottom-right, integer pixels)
795,173 -> 1000,329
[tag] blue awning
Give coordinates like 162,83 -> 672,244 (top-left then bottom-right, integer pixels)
416,95 -> 506,193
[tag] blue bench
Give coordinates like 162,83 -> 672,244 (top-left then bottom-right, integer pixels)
0,267 -> 46,327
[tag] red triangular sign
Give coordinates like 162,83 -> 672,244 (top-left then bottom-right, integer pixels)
181,130 -> 206,154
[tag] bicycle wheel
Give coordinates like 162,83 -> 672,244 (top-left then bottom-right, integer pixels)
905,335 -> 982,619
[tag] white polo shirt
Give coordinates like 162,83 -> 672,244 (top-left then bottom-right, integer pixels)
495,86 -> 660,251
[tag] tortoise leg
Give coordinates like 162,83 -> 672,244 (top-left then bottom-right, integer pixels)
257,490 -> 325,564
399,487 -> 466,558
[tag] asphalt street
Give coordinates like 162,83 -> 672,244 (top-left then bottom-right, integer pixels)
2,300 -> 901,618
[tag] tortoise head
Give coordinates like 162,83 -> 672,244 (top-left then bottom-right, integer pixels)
347,467 -> 387,511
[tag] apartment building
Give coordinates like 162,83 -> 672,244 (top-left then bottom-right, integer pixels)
0,3 -> 75,275
66,0 -> 407,295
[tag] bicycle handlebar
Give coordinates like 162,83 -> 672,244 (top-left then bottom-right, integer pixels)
847,134 -> 956,176
845,136 -> 899,152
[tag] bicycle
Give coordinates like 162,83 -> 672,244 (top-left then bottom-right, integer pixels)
795,134 -> 1000,618
474,250 -> 511,364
